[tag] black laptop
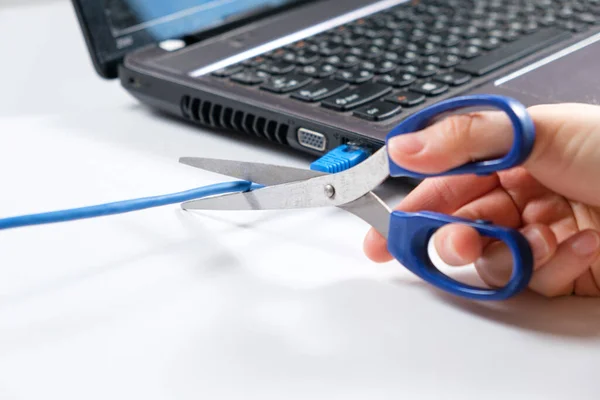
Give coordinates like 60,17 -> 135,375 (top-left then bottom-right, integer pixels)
71,0 -> 600,158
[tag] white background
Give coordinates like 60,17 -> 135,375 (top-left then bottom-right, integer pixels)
0,1 -> 599,399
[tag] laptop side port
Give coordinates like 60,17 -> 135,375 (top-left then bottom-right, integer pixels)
297,128 -> 327,152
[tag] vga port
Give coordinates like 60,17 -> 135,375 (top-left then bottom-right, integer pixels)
297,128 -> 327,151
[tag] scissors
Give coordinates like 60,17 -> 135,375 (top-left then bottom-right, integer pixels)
179,94 -> 536,301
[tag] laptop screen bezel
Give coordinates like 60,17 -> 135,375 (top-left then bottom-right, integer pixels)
70,0 -> 315,79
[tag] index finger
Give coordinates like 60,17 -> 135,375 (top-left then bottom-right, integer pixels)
364,173 -> 499,263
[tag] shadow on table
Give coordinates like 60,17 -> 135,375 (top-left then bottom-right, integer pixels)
0,209 -> 248,309
410,269 -> 600,338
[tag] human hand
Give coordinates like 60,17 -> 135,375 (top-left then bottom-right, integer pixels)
364,103 -> 600,297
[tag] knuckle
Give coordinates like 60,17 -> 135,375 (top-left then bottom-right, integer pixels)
437,113 -> 477,151
430,177 -> 461,208
536,283 -> 573,298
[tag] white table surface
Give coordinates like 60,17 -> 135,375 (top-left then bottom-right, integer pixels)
1,2 -> 599,399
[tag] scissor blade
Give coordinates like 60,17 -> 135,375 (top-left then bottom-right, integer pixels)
179,157 -> 324,186
339,192 -> 391,239
181,147 -> 390,211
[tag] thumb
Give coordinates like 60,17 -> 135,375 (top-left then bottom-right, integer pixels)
387,103 -> 600,207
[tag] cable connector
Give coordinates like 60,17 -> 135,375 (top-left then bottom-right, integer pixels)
310,143 -> 371,174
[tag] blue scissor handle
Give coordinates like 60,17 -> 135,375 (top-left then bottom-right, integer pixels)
384,94 -> 536,179
387,211 -> 534,300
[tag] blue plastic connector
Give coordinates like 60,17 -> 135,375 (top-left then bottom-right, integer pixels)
310,143 -> 371,174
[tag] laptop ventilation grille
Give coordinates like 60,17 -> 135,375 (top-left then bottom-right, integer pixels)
181,95 -> 289,145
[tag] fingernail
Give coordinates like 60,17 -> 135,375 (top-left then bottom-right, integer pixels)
390,135 -> 424,155
523,227 -> 549,263
442,233 -> 463,263
572,231 -> 600,257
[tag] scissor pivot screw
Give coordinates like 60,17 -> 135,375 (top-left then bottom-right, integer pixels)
324,184 -> 336,199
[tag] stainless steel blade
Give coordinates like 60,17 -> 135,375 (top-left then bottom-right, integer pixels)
338,192 -> 391,239
181,146 -> 390,211
179,157 -> 325,185
181,188 -> 391,239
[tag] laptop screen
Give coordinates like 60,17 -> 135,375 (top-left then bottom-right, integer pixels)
106,0 -> 297,43
72,0 -> 306,78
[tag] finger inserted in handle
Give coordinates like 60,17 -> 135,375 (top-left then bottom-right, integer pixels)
384,94 -> 536,179
387,210 -> 534,301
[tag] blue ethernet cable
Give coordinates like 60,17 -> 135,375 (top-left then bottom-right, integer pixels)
0,143 -> 370,232
310,143 -> 372,174
0,181 -> 261,231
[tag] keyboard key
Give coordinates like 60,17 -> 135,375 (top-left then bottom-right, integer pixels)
342,34 -> 366,47
358,60 -> 376,71
312,41 -> 344,56
384,91 -> 426,107
521,21 -> 540,34
503,30 -> 522,41
372,37 -> 388,48
387,36 -> 407,50
321,83 -> 392,111
328,34 -> 345,44
242,56 -> 268,67
434,72 -> 472,86
398,51 -> 420,64
291,79 -> 349,102
353,101 -> 403,121
467,38 -> 486,48
324,54 -> 361,68
258,61 -> 295,75
480,37 -> 502,50
374,72 -> 417,87
537,14 -> 558,26
488,29 -> 509,39
283,50 -> 319,65
212,64 -> 243,77
370,60 -> 398,74
418,42 -> 440,55
265,48 -> 287,60
430,21 -> 449,33
456,27 -> 571,76
576,13 -> 598,24
297,63 -> 336,78
348,47 -> 367,58
339,55 -> 362,68
230,70 -> 269,85
281,51 -> 299,63
296,51 -> 319,65
288,40 -> 310,50
334,69 -> 374,84
359,59 -> 395,73
400,63 -> 438,78
425,54 -> 461,67
463,26 -> 482,38
409,81 -> 449,96
427,34 -> 444,44
363,45 -> 385,59
557,20 -> 589,32
448,45 -> 482,59
260,74 -> 312,93
442,34 -> 462,47
382,51 -> 402,63
364,28 -> 389,38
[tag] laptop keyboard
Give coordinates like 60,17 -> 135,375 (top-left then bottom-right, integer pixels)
210,0 -> 600,122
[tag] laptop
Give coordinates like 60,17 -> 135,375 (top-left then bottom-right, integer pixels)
71,0 -> 600,158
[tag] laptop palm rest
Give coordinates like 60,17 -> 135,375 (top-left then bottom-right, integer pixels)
490,37 -> 600,105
